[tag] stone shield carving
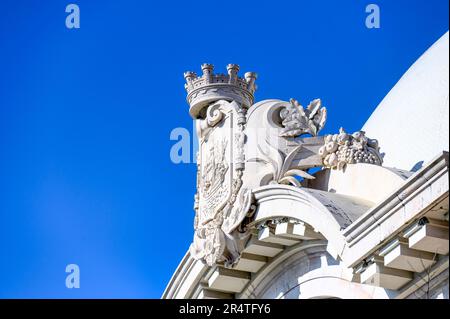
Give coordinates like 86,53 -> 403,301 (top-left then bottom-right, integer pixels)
190,100 -> 254,267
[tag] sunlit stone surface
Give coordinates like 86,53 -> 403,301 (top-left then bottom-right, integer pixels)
163,32 -> 449,300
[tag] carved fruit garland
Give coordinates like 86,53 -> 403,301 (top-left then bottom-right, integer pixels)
319,127 -> 383,170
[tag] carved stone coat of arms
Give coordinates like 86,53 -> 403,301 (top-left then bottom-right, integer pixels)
189,100 -> 253,267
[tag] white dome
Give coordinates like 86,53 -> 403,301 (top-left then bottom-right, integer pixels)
362,32 -> 449,171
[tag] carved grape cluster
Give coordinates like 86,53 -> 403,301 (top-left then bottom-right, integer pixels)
319,128 -> 382,170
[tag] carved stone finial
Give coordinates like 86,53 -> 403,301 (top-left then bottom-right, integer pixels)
244,72 -> 257,92
226,64 -> 239,84
319,128 -> 383,170
183,71 -> 197,90
184,64 -> 257,119
201,63 -> 214,83
201,63 -> 214,72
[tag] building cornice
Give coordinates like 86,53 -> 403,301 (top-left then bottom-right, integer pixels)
341,151 -> 448,269
343,152 -> 448,245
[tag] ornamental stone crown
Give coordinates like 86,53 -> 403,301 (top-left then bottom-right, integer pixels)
184,63 -> 257,118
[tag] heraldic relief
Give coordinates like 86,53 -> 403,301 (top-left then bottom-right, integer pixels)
185,64 -> 383,268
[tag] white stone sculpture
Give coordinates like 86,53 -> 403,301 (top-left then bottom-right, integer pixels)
190,99 -> 251,267
186,64 -> 257,267
318,127 -> 383,170
166,34 -> 449,299
185,64 -> 383,268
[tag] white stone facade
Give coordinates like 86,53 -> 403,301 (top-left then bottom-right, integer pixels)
163,32 -> 449,299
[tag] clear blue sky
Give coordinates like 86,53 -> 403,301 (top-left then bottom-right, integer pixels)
0,0 -> 448,298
